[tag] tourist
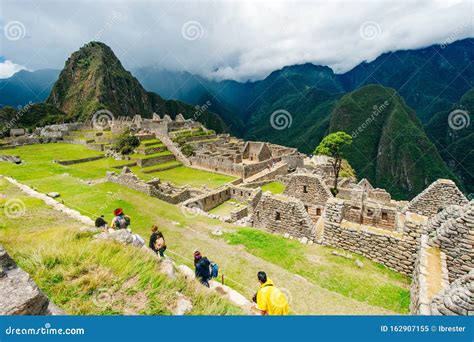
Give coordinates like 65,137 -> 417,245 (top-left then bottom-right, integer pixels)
95,215 -> 107,230
149,225 -> 166,257
252,271 -> 289,315
110,208 -> 131,230
193,250 -> 211,287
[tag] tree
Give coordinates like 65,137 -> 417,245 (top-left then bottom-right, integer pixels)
314,131 -> 353,195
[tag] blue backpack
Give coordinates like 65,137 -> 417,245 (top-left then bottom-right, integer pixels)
210,262 -> 219,278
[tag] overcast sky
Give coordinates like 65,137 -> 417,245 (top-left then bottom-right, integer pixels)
0,0 -> 473,80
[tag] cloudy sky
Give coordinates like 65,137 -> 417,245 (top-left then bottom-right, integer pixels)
0,0 -> 473,80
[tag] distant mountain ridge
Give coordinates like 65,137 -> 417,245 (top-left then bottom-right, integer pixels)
1,39 -> 472,198
45,42 -> 228,132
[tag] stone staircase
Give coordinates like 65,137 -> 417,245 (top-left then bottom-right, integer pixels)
154,130 -> 191,166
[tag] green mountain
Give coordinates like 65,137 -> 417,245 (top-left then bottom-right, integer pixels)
425,89 -> 474,194
328,85 -> 461,199
0,103 -> 69,137
46,42 -> 228,132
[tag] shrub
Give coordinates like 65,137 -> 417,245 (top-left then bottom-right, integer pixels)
114,129 -> 140,155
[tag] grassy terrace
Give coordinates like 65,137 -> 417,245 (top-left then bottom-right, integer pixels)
130,151 -> 173,160
143,166 -> 236,189
0,143 -> 411,314
0,179 -> 241,315
209,199 -> 245,217
261,181 -> 286,194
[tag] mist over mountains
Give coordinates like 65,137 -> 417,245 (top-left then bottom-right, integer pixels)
0,39 -> 472,198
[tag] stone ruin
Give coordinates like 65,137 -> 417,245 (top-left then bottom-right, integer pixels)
0,245 -> 63,315
106,167 -> 191,204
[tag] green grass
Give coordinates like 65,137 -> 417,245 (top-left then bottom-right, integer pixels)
0,143 -> 411,314
209,199 -> 244,217
222,228 -> 411,313
131,151 -> 172,160
0,179 -> 241,315
261,181 -> 286,194
145,166 -> 236,189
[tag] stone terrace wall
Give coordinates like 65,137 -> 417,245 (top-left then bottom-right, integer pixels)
430,269 -> 474,315
106,170 -> 190,204
430,201 -> 474,282
406,179 -> 468,218
0,245 -> 63,315
252,193 -> 316,241
322,198 -> 425,276
184,185 -> 261,212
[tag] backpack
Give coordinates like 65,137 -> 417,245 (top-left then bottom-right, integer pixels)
115,215 -> 128,229
209,262 -> 219,278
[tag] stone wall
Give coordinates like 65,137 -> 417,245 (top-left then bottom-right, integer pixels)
406,179 -> 468,218
54,155 -> 105,165
183,185 -> 261,212
106,170 -> 190,204
430,269 -> 474,315
136,154 -> 175,167
429,201 -> 474,282
283,173 -> 333,222
251,193 -> 316,240
322,198 -> 425,276
0,245 -> 63,315
410,235 -> 449,315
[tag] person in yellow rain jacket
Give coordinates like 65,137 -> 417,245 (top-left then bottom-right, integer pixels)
253,271 -> 289,315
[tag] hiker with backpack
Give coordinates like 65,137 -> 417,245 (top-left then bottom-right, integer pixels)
95,215 -> 107,230
110,208 -> 131,230
252,271 -> 289,315
193,250 -> 219,287
149,225 -> 166,257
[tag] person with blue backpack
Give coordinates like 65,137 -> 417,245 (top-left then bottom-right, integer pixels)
193,250 -> 218,287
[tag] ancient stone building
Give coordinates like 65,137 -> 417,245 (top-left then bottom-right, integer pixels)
251,193 -> 316,241
283,173 -> 333,222
406,179 -> 468,218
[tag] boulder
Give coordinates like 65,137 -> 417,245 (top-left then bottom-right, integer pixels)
173,294 -> 193,315
0,155 -> 21,164
160,258 -> 176,279
178,264 -> 195,280
47,192 -> 60,198
212,228 -> 223,236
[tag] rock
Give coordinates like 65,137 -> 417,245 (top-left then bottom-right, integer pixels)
160,258 -> 176,279
47,192 -> 60,198
173,294 -> 193,315
355,260 -> 364,268
94,229 -> 135,245
178,264 -> 195,280
62,173 -> 70,177
121,166 -> 132,174
300,237 -> 308,244
212,228 -> 223,236
0,247 -> 50,315
0,155 -> 21,164
283,233 -> 290,238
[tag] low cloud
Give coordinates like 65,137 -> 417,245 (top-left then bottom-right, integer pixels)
0,59 -> 28,78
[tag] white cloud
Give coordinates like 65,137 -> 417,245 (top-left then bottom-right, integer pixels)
0,60 -> 28,78
1,0 -> 473,81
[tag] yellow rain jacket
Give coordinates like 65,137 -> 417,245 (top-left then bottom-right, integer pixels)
256,278 -> 289,315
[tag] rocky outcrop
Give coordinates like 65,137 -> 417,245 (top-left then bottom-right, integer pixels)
0,246 -> 64,315
0,154 -> 21,164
